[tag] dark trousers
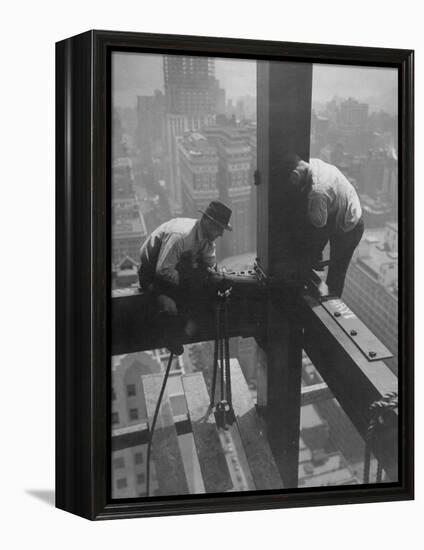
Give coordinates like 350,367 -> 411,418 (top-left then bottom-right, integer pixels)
309,217 -> 364,297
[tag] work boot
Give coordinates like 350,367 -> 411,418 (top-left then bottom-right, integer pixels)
165,338 -> 184,356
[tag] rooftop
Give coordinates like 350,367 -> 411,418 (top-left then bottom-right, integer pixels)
179,132 -> 217,158
113,214 -> 146,237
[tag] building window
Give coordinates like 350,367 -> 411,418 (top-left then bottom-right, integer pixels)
134,452 -> 143,465
129,408 -> 139,420
112,412 -> 120,425
111,388 -> 117,401
113,456 -> 125,469
116,478 -> 127,489
137,473 -> 145,485
127,384 -> 136,397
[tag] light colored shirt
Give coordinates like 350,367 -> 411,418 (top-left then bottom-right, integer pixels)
306,158 -> 362,232
139,218 -> 216,287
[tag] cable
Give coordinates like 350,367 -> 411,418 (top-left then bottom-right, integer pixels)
224,294 -> 231,407
210,302 -> 221,406
145,351 -> 174,497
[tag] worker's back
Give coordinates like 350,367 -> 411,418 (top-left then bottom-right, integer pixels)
308,158 -> 362,232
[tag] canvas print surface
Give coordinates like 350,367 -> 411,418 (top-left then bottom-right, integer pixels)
110,52 -> 398,499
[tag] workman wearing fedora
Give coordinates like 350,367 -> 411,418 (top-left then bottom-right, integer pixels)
138,200 -> 233,354
288,156 -> 364,298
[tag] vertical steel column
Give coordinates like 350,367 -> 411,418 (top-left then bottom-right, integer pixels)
256,60 -> 313,487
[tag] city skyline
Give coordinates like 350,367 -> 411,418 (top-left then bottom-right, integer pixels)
112,52 -> 397,114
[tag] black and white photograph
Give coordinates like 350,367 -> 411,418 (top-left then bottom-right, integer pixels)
110,51 -> 400,499
2,0 -> 421,542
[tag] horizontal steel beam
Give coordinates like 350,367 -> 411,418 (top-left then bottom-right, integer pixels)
111,287 -> 265,356
301,293 -> 398,481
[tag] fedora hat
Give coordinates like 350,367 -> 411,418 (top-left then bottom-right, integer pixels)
199,201 -> 232,231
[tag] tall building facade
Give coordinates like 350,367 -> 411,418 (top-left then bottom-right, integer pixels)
177,132 -> 220,214
164,56 -> 218,114
163,56 -> 224,211
177,125 -> 255,260
203,125 -> 254,257
111,157 -> 147,265
343,223 -> 398,374
136,90 -> 165,166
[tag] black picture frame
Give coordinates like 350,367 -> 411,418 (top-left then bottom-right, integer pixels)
56,29 -> 414,520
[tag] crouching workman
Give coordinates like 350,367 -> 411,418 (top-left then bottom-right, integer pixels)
289,156 -> 364,297
138,200 -> 232,355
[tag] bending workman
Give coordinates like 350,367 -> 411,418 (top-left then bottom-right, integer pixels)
289,156 -> 364,297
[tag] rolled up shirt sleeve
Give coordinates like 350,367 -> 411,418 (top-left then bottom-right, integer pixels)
155,233 -> 184,286
308,193 -> 328,228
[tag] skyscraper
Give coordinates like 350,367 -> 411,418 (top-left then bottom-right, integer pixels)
163,56 -> 224,211
203,125 -> 254,256
177,132 -> 220,215
136,90 -> 165,166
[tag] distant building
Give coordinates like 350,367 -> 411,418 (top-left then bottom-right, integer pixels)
310,112 -> 330,156
320,97 -> 375,157
113,256 -> 139,289
163,56 -> 225,211
112,109 -> 124,159
163,56 -> 220,115
177,132 -> 220,214
112,157 -> 148,265
112,212 -> 147,266
359,194 -> 394,228
177,125 -> 255,259
136,90 -> 165,166
338,97 -> 369,127
111,353 -> 161,498
203,125 -> 254,257
343,223 -> 398,374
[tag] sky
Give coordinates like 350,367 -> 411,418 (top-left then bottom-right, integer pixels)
112,52 -> 397,114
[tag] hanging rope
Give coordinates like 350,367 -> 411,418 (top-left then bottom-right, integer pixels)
145,351 -> 175,497
210,299 -> 221,405
363,391 -> 398,484
210,287 -> 234,429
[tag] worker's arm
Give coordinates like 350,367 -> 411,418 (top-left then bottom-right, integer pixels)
307,192 -> 328,228
198,241 -> 217,270
155,233 -> 184,289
